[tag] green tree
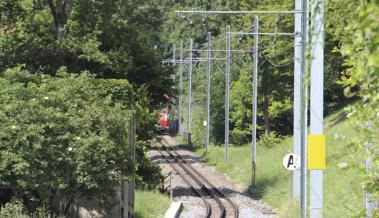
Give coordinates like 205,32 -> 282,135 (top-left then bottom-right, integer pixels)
340,1 -> 379,215
0,0 -> 173,100
0,66 -> 134,214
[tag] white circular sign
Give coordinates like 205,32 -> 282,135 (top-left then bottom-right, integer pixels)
203,121 -> 207,127
282,153 -> 301,171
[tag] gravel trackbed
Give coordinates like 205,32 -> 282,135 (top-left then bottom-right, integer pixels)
149,136 -> 275,218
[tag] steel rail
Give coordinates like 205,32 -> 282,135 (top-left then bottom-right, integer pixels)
155,146 -> 212,218
160,144 -> 226,218
165,145 -> 239,218
160,138 -> 239,218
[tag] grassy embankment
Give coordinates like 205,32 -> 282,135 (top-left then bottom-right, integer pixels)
195,109 -> 363,217
135,190 -> 171,218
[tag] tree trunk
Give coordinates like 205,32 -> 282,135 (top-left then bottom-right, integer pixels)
56,22 -> 65,40
48,188 -> 58,212
47,0 -> 73,40
47,0 -> 73,69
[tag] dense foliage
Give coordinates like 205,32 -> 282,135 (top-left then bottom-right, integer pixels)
0,0 -> 173,102
339,1 -> 379,216
0,67 -> 133,213
0,0 -> 172,215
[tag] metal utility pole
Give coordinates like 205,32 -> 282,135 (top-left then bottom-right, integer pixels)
179,41 -> 184,136
293,0 -> 303,201
187,39 -> 193,134
251,16 -> 259,189
225,26 -> 231,162
206,32 -> 212,152
300,0 -> 309,217
309,0 -> 324,217
173,44 -> 176,66
172,44 -> 176,125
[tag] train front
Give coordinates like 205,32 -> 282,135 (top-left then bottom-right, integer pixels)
157,94 -> 171,134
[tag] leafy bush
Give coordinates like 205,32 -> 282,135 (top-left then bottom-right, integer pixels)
0,201 -> 27,218
257,132 -> 282,148
0,66 -> 133,214
135,140 -> 163,190
0,201 -> 64,218
95,77 -> 163,189
230,128 -> 251,146
339,2 -> 379,215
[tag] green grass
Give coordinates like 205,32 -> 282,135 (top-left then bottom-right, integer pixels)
135,190 -> 171,218
173,135 -> 186,145
196,109 -> 363,217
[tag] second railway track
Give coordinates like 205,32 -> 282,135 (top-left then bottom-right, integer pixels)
154,138 -> 239,218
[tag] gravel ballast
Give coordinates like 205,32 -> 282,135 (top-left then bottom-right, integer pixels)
149,136 -> 276,218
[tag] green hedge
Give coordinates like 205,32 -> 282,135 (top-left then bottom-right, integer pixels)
0,66 -> 134,214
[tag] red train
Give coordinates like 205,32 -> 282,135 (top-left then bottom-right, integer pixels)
157,94 -> 171,134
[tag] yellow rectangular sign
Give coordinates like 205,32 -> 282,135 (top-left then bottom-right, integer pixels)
307,135 -> 326,170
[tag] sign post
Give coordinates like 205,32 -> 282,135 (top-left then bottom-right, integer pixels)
309,0 -> 325,217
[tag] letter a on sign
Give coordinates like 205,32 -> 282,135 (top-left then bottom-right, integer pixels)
287,155 -> 294,168
283,153 -> 301,171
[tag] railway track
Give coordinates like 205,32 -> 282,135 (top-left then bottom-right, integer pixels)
155,145 -> 212,217
154,138 -> 239,218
